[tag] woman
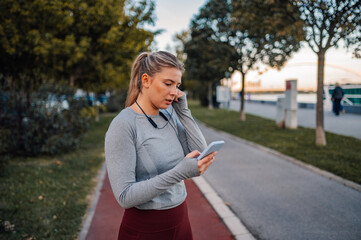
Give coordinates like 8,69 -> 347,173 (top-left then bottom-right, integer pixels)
105,51 -> 217,240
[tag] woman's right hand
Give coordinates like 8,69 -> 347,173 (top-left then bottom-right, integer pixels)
185,150 -> 217,175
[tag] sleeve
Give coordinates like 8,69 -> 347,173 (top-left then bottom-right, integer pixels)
104,116 -> 200,209
172,94 -> 207,154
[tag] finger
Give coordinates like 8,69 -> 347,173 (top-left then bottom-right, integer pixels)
199,156 -> 216,174
178,90 -> 184,97
199,152 -> 217,164
174,91 -> 184,102
204,157 -> 215,169
186,150 -> 201,159
193,150 -> 201,156
199,158 -> 215,175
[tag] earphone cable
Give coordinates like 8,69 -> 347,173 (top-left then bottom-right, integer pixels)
135,101 -> 173,129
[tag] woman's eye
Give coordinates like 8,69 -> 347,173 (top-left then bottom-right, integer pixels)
165,83 -> 172,86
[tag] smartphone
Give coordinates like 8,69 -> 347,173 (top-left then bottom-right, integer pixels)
197,140 -> 225,160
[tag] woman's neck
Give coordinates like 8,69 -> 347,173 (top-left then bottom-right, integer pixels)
132,95 -> 159,116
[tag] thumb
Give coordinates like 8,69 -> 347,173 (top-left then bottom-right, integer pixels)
186,150 -> 201,158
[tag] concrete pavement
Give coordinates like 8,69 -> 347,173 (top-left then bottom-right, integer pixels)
230,100 -> 361,139
198,121 -> 361,240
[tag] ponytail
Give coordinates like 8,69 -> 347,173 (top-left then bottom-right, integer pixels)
125,51 -> 184,107
125,53 -> 149,107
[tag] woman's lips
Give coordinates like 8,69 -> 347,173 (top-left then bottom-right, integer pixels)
165,99 -> 173,105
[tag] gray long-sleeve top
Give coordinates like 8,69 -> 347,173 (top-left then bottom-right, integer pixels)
104,95 -> 207,210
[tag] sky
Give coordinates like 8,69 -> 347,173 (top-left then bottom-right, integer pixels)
149,0 -> 361,92
148,0 -> 205,51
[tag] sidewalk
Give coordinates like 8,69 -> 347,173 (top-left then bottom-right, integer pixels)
83,171 -> 236,240
197,121 -> 361,240
230,100 -> 361,139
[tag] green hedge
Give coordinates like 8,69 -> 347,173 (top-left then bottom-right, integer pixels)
0,83 -> 89,158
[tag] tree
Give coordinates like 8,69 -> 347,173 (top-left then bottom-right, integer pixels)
173,30 -> 190,64
173,30 -> 201,98
233,0 -> 361,145
295,0 -> 361,145
70,0 -> 156,92
184,1 -> 233,108
0,0 -> 156,124
0,0 -> 156,152
184,29 -> 233,108
230,0 -> 303,120
0,0 -> 155,92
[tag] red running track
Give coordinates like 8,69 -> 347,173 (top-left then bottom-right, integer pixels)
86,173 -> 234,240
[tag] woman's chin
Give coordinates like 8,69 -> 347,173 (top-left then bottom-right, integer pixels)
158,103 -> 171,109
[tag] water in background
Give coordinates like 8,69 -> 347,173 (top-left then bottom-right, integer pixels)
247,93 -> 316,103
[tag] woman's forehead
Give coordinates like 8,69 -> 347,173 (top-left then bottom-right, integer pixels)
156,68 -> 182,83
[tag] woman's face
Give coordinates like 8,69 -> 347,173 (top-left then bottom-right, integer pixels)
144,67 -> 182,110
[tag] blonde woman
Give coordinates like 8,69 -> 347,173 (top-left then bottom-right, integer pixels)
105,51 -> 216,240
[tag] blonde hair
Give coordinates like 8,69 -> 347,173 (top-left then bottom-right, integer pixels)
125,51 -> 184,107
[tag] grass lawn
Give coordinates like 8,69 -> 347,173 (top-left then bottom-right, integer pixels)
0,113 -> 116,240
189,101 -> 361,185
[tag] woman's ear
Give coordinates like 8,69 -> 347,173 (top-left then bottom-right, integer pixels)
142,73 -> 151,88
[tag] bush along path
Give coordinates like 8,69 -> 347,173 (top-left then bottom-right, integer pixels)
0,113 -> 116,240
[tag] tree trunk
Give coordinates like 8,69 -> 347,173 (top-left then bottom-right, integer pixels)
240,71 -> 246,121
316,50 -> 326,146
94,93 -> 99,122
70,75 -> 75,87
208,82 -> 213,110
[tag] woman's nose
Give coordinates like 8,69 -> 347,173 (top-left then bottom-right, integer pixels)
170,86 -> 178,95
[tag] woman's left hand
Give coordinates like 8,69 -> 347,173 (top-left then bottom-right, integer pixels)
197,152 -> 217,175
173,89 -> 185,102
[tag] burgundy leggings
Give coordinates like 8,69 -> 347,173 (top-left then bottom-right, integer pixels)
118,201 -> 193,240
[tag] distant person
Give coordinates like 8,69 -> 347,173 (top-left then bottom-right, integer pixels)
331,83 -> 344,116
105,51 -> 216,240
332,99 -> 345,114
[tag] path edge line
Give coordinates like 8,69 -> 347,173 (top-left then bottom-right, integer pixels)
78,161 -> 107,240
192,176 -> 256,240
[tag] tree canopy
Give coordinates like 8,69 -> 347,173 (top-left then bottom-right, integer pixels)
184,0 -> 234,107
0,0 -> 156,92
184,0 -> 302,113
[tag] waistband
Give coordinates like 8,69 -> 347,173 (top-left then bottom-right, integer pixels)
121,201 -> 188,232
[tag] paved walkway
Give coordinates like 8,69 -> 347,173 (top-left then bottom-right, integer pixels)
84,172 -> 235,240
230,100 -> 361,139
198,121 -> 361,240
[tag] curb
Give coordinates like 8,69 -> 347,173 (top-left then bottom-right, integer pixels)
78,161 -> 107,240
197,121 -> 361,193
193,176 -> 256,240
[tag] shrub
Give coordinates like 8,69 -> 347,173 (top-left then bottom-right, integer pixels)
106,90 -> 127,112
0,83 -> 89,157
98,104 -> 107,113
80,106 -> 96,118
